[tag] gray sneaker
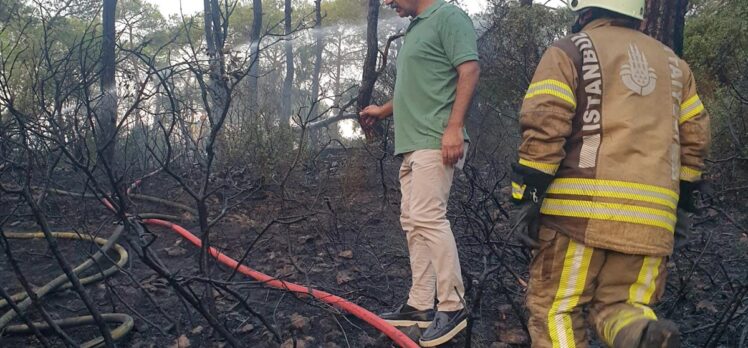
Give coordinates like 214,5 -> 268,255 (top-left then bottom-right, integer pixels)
419,308 -> 468,347
379,304 -> 435,328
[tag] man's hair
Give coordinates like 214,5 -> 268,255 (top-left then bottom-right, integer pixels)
591,8 -> 642,29
573,8 -> 642,33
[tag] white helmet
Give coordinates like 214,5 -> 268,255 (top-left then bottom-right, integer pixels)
568,0 -> 645,20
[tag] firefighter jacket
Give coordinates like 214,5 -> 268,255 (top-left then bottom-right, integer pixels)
513,19 -> 710,256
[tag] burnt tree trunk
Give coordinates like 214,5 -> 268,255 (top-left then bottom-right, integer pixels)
333,34 -> 343,105
642,0 -> 688,56
281,0 -> 294,123
309,0 -> 324,145
98,0 -> 117,166
249,0 -> 263,110
310,0 -> 323,120
358,0 -> 380,139
199,0 -> 232,318
519,0 -> 538,80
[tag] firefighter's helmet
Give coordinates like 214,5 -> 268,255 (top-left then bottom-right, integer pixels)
568,0 -> 645,20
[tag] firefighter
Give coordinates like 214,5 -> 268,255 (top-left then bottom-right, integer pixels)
510,0 -> 710,347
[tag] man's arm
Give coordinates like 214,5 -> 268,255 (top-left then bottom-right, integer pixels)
441,60 -> 480,166
359,100 -> 393,128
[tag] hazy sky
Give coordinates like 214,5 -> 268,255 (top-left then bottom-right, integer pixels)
146,0 -> 492,17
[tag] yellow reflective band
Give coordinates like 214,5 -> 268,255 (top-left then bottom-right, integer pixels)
680,166 -> 702,182
680,95 -> 700,109
550,178 -> 678,200
541,199 -> 676,232
547,178 -> 678,210
512,182 -> 526,200
525,79 -> 577,108
547,240 -> 593,348
603,306 -> 658,346
604,310 -> 645,347
679,95 -> 704,125
630,256 -> 661,305
604,256 -> 662,345
519,158 -> 559,175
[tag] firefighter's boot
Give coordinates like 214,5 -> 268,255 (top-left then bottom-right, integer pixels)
613,319 -> 680,348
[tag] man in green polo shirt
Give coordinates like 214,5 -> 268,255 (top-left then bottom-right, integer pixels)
359,0 -> 479,345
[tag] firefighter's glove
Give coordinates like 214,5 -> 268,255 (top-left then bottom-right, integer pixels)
678,180 -> 712,213
510,163 -> 555,249
511,196 -> 543,248
678,181 -> 699,213
676,180 -> 711,251
674,208 -> 691,251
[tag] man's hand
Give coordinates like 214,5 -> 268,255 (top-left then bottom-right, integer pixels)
441,61 -> 478,166
359,105 -> 387,128
441,125 -> 464,166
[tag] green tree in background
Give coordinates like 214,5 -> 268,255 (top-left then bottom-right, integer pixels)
684,0 -> 748,187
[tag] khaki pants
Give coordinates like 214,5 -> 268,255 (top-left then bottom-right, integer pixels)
527,226 -> 667,347
400,149 -> 465,312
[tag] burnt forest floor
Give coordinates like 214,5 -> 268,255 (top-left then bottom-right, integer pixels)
1,149 -> 747,348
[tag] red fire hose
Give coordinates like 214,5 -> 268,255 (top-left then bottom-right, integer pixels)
41,190 -> 419,346
142,218 -> 420,348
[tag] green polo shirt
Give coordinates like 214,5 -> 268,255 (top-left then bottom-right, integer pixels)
393,0 -> 478,155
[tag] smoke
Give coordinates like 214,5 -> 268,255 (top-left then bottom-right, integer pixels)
315,16 -> 409,36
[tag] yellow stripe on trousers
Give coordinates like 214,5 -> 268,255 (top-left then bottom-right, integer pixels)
603,256 -> 661,345
548,239 -> 593,348
629,256 -> 661,316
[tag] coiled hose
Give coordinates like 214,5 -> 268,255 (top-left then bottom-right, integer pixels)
0,229 -> 133,348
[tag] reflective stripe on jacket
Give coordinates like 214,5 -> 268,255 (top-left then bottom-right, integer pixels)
516,19 -> 710,256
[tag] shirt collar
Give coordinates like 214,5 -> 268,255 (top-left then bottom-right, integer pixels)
415,0 -> 445,20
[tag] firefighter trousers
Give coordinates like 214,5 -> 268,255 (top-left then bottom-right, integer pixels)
526,226 -> 668,347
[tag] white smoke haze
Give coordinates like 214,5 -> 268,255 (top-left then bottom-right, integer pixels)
146,0 -> 492,17
141,0 -> 501,139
